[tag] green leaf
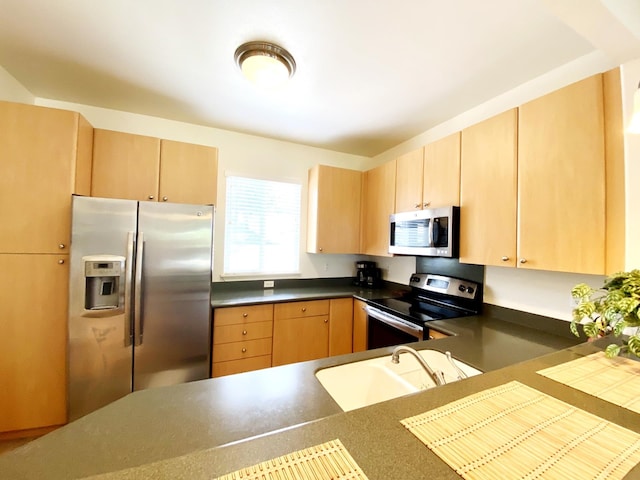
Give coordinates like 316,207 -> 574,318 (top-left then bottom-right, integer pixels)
583,322 -> 602,338
613,320 -> 628,336
626,336 -> 640,357
570,320 -> 580,337
605,344 -> 621,358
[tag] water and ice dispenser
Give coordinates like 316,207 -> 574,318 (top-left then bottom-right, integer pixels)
83,255 -> 125,313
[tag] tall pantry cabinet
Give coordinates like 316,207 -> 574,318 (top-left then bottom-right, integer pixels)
0,101 -> 93,434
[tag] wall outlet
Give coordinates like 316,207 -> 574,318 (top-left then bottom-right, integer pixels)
263,280 -> 274,288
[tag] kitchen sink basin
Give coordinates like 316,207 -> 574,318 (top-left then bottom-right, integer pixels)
315,349 -> 482,411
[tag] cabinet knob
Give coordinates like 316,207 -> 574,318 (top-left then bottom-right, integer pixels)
302,307 -> 307,312
243,313 -> 248,318
58,259 -> 65,264
519,258 -> 527,264
319,247 -> 323,252
501,256 -> 509,262
162,196 -> 168,202
58,244 -> 66,249
241,347 -> 247,353
423,201 -> 431,208
148,195 -> 154,200
414,203 -> 421,209
242,330 -> 247,335
324,318 -> 328,323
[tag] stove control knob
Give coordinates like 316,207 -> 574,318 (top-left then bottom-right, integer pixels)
458,285 -> 466,292
466,287 -> 475,294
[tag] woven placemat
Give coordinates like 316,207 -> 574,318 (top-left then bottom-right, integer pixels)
537,351 -> 640,414
213,439 -> 369,480
401,381 -> 640,479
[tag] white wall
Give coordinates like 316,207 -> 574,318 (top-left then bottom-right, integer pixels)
0,65 -> 34,104
371,51 -> 638,321
35,99 -> 370,282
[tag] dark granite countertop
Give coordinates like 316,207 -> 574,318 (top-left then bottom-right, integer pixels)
210,280 -> 406,308
0,302 -> 602,480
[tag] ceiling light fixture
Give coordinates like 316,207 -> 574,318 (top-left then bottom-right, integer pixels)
234,41 -> 296,89
629,81 -> 640,134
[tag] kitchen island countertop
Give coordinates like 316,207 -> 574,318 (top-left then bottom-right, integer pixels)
2,307 -> 631,479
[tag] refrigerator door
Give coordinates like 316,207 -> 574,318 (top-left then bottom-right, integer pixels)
133,202 -> 213,390
68,196 -> 138,421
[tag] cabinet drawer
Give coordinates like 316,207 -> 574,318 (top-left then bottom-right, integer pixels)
212,355 -> 272,378
274,300 -> 329,319
213,321 -> 273,345
212,337 -> 272,362
214,304 -> 274,326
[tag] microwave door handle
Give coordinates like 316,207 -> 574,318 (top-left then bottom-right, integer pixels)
431,218 -> 440,246
428,218 -> 434,247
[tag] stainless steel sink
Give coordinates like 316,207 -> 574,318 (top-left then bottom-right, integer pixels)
315,349 -> 481,411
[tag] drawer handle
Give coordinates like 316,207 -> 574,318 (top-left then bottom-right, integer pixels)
241,347 -> 247,353
302,307 -> 307,312
324,319 -> 328,323
242,330 -> 247,335
243,313 -> 248,318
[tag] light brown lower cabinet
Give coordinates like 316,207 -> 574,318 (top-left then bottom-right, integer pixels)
211,304 -> 274,377
352,299 -> 368,352
213,297 -> 356,373
0,254 -> 69,433
272,300 -> 330,366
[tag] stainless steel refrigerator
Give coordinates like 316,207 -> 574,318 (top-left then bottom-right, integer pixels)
68,195 -> 213,420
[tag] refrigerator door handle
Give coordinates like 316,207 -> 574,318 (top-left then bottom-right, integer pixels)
134,231 -> 144,346
124,232 -> 135,347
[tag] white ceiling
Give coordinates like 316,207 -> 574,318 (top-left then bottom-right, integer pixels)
1,0 -> 639,157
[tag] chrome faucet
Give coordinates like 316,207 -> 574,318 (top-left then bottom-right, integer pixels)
391,345 -> 446,386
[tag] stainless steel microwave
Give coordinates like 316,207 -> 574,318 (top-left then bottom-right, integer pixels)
389,206 -> 459,257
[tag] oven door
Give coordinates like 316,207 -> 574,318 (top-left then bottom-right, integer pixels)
365,305 -> 425,349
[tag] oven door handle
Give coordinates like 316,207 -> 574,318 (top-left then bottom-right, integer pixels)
365,305 -> 423,338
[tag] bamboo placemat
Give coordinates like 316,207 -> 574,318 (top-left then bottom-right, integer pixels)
401,381 -> 640,479
213,439 -> 369,480
537,352 -> 640,414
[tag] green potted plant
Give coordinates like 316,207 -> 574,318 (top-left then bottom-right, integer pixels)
571,269 -> 640,358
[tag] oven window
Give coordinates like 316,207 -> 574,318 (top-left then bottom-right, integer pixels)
367,316 -> 421,350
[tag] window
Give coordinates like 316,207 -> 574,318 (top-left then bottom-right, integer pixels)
223,175 -> 301,276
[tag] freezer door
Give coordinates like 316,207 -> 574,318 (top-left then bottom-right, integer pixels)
134,202 -> 213,390
68,196 -> 138,421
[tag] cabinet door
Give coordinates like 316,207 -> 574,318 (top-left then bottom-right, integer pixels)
329,298 -> 353,356
423,132 -> 461,208
394,148 -> 424,212
92,129 -> 161,201
272,316 -> 329,366
518,75 -> 605,274
361,160 -> 396,256
352,299 -> 368,353
159,140 -> 218,205
0,102 -> 90,254
0,254 -> 68,432
459,109 -> 518,267
307,165 -> 362,254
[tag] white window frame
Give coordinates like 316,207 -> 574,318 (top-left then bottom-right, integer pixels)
222,174 -> 302,278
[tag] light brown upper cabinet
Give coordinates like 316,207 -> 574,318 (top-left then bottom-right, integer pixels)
0,101 -> 93,254
460,109 -> 518,267
394,148 -> 424,212
92,129 -> 161,201
361,160 -> 396,256
394,133 -> 461,214
307,165 -> 362,254
159,140 -> 218,205
517,74 -> 605,274
422,132 -> 461,208
92,129 -> 218,204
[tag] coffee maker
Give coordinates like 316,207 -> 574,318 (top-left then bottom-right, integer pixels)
355,261 -> 382,288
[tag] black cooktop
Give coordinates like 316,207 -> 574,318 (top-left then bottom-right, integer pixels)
367,296 -> 473,324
